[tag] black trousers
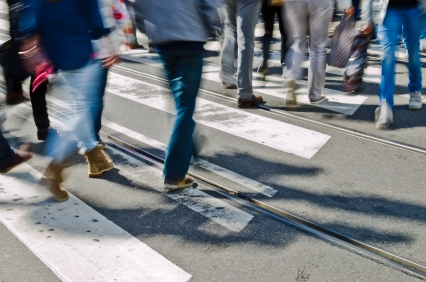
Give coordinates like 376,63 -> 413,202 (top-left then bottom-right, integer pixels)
261,0 -> 288,65
5,75 -> 50,130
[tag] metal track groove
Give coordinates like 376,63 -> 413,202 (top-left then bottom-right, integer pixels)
113,64 -> 426,156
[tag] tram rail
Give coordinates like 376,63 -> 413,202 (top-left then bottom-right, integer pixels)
113,64 -> 426,156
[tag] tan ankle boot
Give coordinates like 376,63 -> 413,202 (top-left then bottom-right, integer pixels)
84,145 -> 114,178
44,162 -> 69,202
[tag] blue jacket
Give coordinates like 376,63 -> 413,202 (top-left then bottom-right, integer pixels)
17,0 -> 109,71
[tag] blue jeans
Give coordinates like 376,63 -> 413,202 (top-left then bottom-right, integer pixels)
159,49 -> 203,182
46,60 -> 103,162
379,7 -> 422,109
94,67 -> 109,141
0,130 -> 14,171
420,13 -> 426,39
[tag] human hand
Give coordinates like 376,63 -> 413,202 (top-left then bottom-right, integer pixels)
360,23 -> 375,36
102,55 -> 120,68
344,5 -> 355,17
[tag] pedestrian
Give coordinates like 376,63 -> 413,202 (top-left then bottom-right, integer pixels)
0,113 -> 33,173
92,0 -> 132,147
361,0 -> 425,129
17,0 -> 116,201
1,0 -> 55,141
220,0 -> 264,108
259,0 -> 290,79
133,0 -> 221,191
283,0 -> 351,105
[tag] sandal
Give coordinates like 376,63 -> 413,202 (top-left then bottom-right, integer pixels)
237,95 -> 263,108
164,176 -> 194,192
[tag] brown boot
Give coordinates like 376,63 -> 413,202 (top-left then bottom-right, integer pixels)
44,162 -> 69,202
84,145 -> 114,178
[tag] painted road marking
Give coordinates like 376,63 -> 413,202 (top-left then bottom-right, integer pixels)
106,147 -> 254,232
106,72 -> 330,159
121,53 -> 366,115
102,119 -> 278,198
13,101 -> 255,232
41,94 -> 278,197
0,164 -> 191,282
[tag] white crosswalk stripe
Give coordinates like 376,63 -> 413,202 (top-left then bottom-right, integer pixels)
43,93 -> 279,198
106,72 -> 330,159
0,164 -> 192,282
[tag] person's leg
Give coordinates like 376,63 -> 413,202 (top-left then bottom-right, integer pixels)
403,7 -> 423,109
283,1 -> 308,82
47,60 -> 102,162
220,0 -> 238,85
29,76 -> 52,140
379,8 -> 403,110
160,49 -> 203,184
261,0 -> 274,69
307,0 -> 333,101
276,5 -> 288,64
236,0 -> 262,99
403,7 -> 422,92
93,67 -> 109,141
0,125 -> 33,173
0,130 -> 14,171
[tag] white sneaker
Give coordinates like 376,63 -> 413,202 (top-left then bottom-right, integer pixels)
283,79 -> 298,106
376,101 -> 393,130
421,38 -> 426,52
408,91 -> 422,110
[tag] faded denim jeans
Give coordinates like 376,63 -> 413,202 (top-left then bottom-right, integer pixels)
284,0 -> 334,100
220,0 -> 262,99
46,60 -> 103,162
380,7 -> 422,109
159,49 -> 204,182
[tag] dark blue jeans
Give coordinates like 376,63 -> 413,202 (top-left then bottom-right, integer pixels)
0,130 -> 14,171
159,49 -> 203,182
94,67 -> 109,140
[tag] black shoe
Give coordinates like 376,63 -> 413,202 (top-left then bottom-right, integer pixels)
37,127 -> 57,141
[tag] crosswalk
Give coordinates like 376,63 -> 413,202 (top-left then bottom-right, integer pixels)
0,3 -> 423,280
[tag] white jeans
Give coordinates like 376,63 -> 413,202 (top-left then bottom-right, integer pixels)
284,0 -> 334,100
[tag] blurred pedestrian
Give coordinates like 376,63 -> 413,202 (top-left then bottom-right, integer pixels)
0,112 -> 33,173
92,0 -> 130,147
220,0 -> 264,108
361,0 -> 425,129
0,138 -> 33,173
1,0 -> 55,141
122,0 -> 144,49
283,0 -> 351,106
17,0 -> 115,201
259,0 -> 289,79
133,0 -> 220,191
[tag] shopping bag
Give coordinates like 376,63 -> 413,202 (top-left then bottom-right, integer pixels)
344,31 -> 370,93
327,16 -> 355,68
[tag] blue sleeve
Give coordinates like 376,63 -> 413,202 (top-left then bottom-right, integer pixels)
82,0 -> 110,40
352,0 -> 360,20
15,0 -> 38,40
